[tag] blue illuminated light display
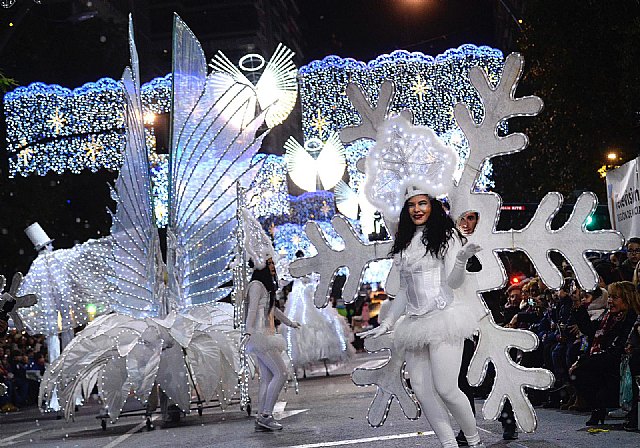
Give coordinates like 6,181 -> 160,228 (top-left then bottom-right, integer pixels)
298,45 -> 505,190
4,44 -> 503,230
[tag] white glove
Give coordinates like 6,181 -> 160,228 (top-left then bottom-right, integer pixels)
357,322 -> 390,339
455,243 -> 482,263
448,243 -> 482,289
290,321 -> 301,329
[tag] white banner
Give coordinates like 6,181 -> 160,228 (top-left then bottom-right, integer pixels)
606,157 -> 640,240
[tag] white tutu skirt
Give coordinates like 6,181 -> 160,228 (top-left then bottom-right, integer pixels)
394,302 -> 478,350
247,333 -> 286,354
282,278 -> 354,368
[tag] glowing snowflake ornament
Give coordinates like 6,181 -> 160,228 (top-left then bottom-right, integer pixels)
364,116 -> 458,222
291,52 -> 624,434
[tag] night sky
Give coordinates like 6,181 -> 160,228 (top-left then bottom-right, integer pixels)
299,0 -> 496,63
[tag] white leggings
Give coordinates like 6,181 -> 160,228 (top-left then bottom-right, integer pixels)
405,341 -> 480,448
255,349 -> 288,415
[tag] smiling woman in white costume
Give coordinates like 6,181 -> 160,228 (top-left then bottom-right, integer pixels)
360,116 -> 484,448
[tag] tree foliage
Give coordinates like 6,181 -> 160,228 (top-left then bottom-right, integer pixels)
494,0 -> 640,204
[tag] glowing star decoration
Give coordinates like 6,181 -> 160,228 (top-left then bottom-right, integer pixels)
284,131 -> 346,192
290,53 -> 624,433
18,146 -> 33,165
310,109 -> 330,137
320,201 -> 331,217
208,44 -> 298,129
46,108 -> 67,135
83,136 -> 103,163
363,115 -> 459,223
410,75 -> 429,102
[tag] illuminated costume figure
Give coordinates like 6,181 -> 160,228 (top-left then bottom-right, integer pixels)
357,110 -> 484,448
362,187 -> 483,448
242,210 -> 300,431
281,261 -> 354,372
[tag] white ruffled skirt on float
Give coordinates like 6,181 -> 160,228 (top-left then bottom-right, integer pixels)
394,302 -> 478,350
281,278 -> 355,368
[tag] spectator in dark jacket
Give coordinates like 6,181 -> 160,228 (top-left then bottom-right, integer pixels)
571,281 -> 639,426
619,238 -> 640,281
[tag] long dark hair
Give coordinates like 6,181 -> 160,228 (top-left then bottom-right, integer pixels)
249,261 -> 277,310
389,196 -> 465,259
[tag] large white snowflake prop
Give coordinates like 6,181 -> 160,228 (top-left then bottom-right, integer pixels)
290,53 -> 623,432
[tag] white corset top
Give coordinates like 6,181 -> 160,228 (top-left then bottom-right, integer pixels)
397,228 -> 455,315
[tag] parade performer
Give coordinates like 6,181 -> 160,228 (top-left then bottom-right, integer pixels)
362,189 -> 483,448
281,251 -> 354,375
359,115 -> 484,448
242,210 -> 301,431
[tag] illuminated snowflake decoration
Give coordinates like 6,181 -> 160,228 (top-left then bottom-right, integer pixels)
310,109 -> 330,138
364,115 -> 459,222
46,108 -> 67,135
410,75 -> 429,102
298,45 -> 505,191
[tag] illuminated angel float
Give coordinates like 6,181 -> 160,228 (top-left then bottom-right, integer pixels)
279,256 -> 354,375
38,14 -> 298,424
290,53 -> 623,438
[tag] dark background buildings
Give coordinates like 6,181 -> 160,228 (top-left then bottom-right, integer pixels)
0,0 -> 638,278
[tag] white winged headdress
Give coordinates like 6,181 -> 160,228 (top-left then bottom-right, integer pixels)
241,209 -> 275,270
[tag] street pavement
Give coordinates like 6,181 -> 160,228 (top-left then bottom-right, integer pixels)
1,353 -> 639,448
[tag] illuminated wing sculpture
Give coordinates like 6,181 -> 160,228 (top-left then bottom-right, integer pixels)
38,15 -> 297,422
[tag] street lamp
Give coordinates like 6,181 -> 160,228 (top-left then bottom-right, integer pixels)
598,150 -> 622,178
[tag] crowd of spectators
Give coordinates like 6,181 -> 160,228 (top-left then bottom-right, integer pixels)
494,237 -> 640,432
0,326 -> 48,412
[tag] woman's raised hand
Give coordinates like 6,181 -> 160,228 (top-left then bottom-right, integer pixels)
456,243 -> 482,263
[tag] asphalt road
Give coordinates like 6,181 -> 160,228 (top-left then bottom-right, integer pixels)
1,353 -> 638,448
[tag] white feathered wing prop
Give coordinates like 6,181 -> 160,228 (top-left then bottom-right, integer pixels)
39,15 -> 294,421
